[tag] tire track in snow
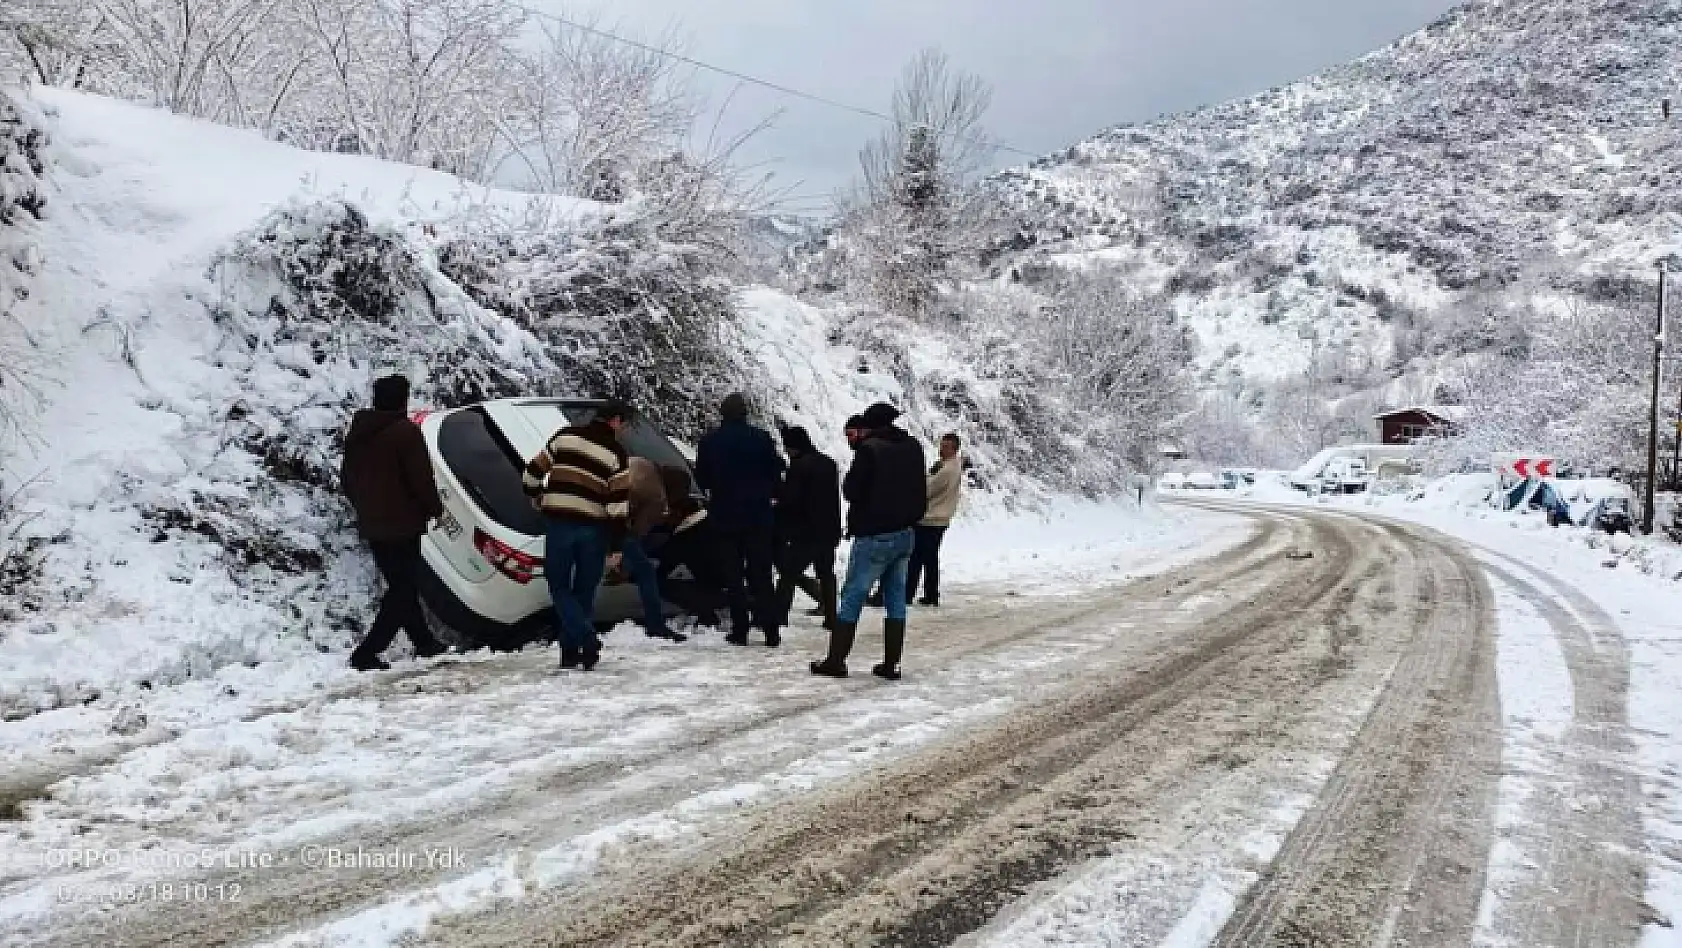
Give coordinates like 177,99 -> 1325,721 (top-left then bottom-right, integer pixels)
1470,553 -> 1644,948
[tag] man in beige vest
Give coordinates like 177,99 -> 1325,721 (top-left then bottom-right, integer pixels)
906,433 -> 964,607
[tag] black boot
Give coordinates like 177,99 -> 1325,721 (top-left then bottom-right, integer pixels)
559,646 -> 580,669
581,643 -> 600,671
764,627 -> 782,648
873,619 -> 905,681
350,653 -> 390,672
810,620 -> 855,677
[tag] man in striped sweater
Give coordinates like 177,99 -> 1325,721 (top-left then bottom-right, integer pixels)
522,400 -> 634,671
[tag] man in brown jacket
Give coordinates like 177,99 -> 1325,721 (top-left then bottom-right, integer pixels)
619,456 -> 687,642
340,375 -> 446,671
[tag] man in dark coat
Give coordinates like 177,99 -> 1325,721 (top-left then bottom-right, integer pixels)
812,402 -> 927,681
694,393 -> 786,646
773,426 -> 842,630
339,374 -> 446,671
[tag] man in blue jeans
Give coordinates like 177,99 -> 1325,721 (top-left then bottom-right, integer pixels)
811,402 -> 927,681
619,455 -> 687,642
523,400 -> 634,671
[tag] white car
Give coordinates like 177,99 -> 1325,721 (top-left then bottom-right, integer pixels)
1183,472 -> 1222,490
412,398 -> 696,649
1157,473 -> 1187,491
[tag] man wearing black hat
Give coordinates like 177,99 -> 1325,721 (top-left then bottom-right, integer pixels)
812,402 -> 926,680
339,374 -> 446,671
694,392 -> 786,646
773,426 -> 842,630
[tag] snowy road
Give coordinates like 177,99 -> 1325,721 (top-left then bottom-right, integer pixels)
4,505 -> 1649,947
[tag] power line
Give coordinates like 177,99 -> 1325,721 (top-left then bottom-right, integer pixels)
507,2 -> 1041,160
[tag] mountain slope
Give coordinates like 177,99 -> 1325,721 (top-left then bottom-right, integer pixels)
995,0 -> 1682,393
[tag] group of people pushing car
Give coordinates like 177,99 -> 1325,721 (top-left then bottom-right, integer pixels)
339,375 -> 963,680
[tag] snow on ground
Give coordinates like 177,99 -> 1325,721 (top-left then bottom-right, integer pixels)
1229,474 -> 1682,942
0,507 -> 1245,946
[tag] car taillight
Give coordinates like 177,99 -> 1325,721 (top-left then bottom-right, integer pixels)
473,528 -> 543,585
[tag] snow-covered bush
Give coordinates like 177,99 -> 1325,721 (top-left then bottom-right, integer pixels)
437,215 -> 750,443
209,200 -> 554,493
0,88 -> 49,451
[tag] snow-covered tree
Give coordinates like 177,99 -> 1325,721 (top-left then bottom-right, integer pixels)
88,0 -> 285,119
497,18 -> 694,199
841,48 -> 1004,321
0,0 -> 124,87
1039,266 -> 1196,469
283,0 -> 523,175
0,90 -> 49,452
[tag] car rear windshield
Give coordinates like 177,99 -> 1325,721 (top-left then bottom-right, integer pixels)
560,407 -> 692,474
437,408 -> 546,537
440,406 -> 695,537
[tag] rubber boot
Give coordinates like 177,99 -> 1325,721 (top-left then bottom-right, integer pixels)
818,574 -> 839,632
873,619 -> 905,681
810,621 -> 855,678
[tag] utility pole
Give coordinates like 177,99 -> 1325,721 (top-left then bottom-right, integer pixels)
1644,263 -> 1667,535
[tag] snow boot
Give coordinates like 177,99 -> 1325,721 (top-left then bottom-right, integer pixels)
873,618 -> 906,681
350,654 -> 390,672
725,631 -> 750,646
810,620 -> 855,678
581,644 -> 600,671
560,646 -> 580,669
764,627 -> 782,648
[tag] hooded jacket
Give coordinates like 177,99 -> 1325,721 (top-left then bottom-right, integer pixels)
844,426 -> 927,538
921,453 -> 964,527
340,410 -> 443,542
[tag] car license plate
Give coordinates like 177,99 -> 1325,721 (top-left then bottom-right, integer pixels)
436,509 -> 463,541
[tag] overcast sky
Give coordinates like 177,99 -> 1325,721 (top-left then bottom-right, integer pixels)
529,0 -> 1465,212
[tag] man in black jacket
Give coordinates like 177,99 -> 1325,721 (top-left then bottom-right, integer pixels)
773,426 -> 842,630
811,402 -> 926,681
340,375 -> 446,671
695,393 -> 786,647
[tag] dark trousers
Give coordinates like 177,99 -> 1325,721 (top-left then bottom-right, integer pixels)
905,525 -> 948,604
355,538 -> 441,660
775,538 -> 837,627
545,519 -> 609,652
717,525 -> 778,633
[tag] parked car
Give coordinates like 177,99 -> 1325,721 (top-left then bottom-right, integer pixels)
1320,457 -> 1370,494
1184,472 -> 1222,490
1157,473 -> 1187,491
413,398 -> 696,650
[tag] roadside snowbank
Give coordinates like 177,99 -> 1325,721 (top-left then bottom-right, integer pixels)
1229,474 -> 1682,941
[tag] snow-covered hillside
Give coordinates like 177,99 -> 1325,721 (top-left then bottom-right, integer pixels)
994,0 -> 1682,394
